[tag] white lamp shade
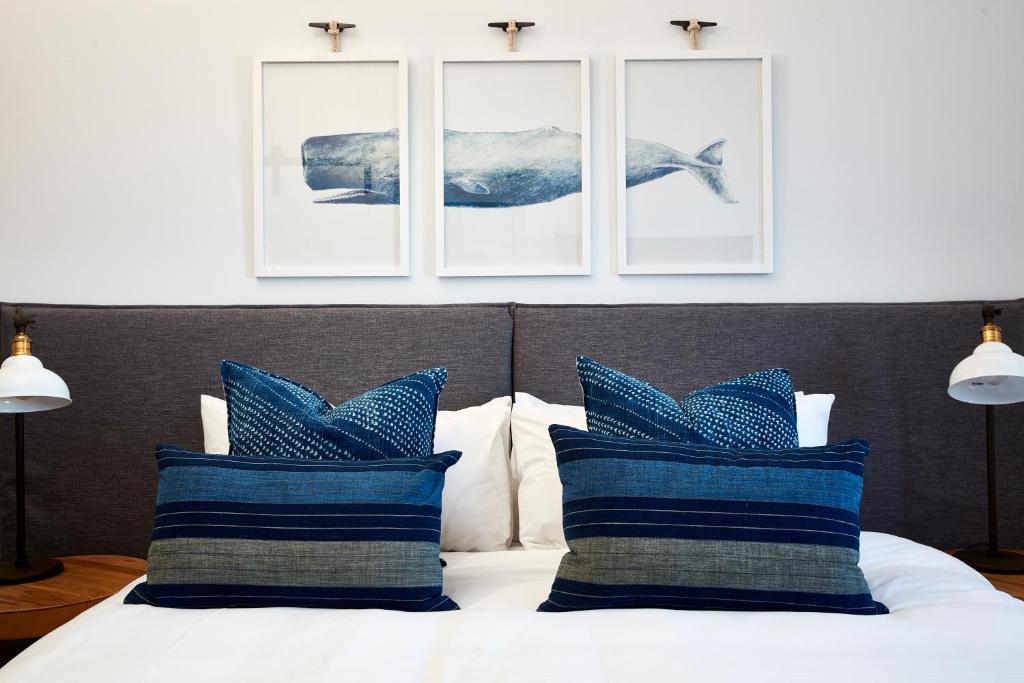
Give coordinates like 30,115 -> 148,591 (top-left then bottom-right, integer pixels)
948,340 -> 1024,405
0,355 -> 72,413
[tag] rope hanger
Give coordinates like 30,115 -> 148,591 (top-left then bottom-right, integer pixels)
670,19 -> 718,50
487,20 -> 535,52
308,21 -> 356,52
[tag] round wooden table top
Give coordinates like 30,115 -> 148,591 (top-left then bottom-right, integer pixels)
0,555 -> 146,640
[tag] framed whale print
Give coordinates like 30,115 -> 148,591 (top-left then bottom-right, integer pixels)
253,55 -> 409,277
616,52 -> 773,274
434,55 -> 591,276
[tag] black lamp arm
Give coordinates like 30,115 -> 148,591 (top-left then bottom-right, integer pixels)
12,308 -> 35,334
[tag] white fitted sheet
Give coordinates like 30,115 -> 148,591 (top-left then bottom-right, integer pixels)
3,532 -> 1022,682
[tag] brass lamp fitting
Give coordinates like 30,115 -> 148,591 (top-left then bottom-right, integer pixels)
980,305 -> 1004,344
10,330 -> 32,357
981,322 -> 1003,344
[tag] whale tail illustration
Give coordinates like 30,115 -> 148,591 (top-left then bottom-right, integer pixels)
684,139 -> 738,204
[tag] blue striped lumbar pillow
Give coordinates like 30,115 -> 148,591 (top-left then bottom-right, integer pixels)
222,360 -> 447,460
576,356 -> 799,449
125,445 -> 461,611
538,425 -> 887,615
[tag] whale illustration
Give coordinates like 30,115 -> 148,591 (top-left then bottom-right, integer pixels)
300,126 -> 736,206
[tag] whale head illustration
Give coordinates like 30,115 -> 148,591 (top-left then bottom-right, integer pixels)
301,129 -> 400,204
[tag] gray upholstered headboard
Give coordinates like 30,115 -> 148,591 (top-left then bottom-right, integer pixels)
512,301 -> 1024,549
0,300 -> 1021,559
0,304 -> 515,559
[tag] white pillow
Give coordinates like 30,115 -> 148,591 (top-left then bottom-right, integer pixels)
794,391 -> 836,448
199,394 -> 514,552
434,397 -> 513,551
509,390 -> 836,549
511,392 -> 585,549
200,394 -> 230,454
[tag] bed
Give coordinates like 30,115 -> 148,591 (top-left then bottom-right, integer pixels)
0,301 -> 1022,680
3,534 -> 1022,681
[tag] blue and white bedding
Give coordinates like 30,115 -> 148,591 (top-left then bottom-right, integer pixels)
4,533 -> 1023,682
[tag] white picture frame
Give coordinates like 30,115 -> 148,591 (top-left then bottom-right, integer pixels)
253,54 -> 409,277
616,51 -> 773,275
434,54 -> 591,277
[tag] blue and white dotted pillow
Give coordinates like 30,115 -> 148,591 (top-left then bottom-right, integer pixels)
577,356 -> 799,449
575,356 -> 697,442
222,360 -> 447,460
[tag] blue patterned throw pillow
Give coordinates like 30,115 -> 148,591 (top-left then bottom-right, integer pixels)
539,425 -> 886,615
126,445 -> 461,611
222,361 -> 447,460
577,356 -> 798,449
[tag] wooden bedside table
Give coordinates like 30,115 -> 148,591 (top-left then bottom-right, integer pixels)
948,550 -> 1024,600
0,555 -> 146,641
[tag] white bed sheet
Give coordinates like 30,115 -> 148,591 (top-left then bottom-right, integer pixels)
4,532 -> 1022,682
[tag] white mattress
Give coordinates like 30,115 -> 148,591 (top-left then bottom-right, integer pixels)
4,533 -> 1022,682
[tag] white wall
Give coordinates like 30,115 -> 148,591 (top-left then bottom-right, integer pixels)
1,0 -> 1021,305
